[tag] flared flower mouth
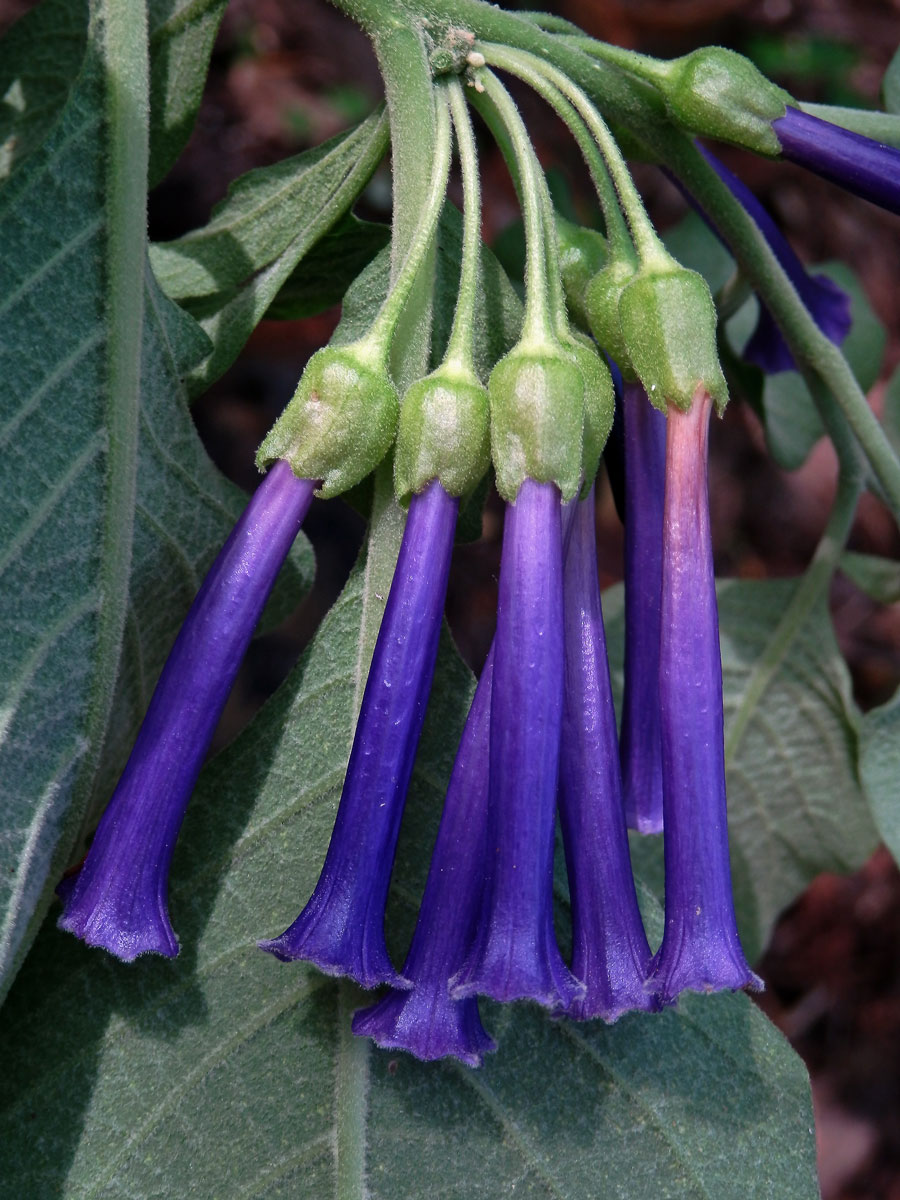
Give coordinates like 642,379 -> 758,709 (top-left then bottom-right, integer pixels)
351,653 -> 497,1066
58,460 -> 315,961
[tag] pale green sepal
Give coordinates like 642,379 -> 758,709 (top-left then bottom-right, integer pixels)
394,365 -> 491,504
489,347 -> 584,502
565,334 -> 615,498
256,343 -> 399,498
618,266 -> 728,414
555,215 -> 607,333
585,258 -> 638,379
662,47 -> 792,156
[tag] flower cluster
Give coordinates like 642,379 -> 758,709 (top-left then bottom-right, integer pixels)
56,38 -> 897,1067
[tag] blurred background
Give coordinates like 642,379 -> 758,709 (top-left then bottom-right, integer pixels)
5,0 -> 900,1194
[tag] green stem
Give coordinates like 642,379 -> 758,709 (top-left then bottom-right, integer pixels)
799,102 -> 900,150
725,466 -> 861,763
363,83 -> 451,362
478,69 -> 556,348
481,45 -> 634,265
443,78 -> 482,376
481,42 -> 667,268
371,20 -> 441,391
556,33 -> 671,88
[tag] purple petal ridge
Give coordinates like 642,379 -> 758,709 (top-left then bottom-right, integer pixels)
619,383 -> 666,835
452,479 -> 582,1011
649,394 -> 762,1003
774,107 -> 900,216
559,486 -> 656,1020
58,460 -> 315,961
259,480 -> 459,989
352,653 -> 496,1066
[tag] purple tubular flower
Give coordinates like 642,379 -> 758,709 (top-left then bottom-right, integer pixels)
649,392 -> 762,1003
259,479 -> 459,989
352,652 -> 497,1067
619,383 -> 667,835
774,107 -> 900,216
452,479 -> 582,1011
559,485 -> 656,1020
57,460 -> 315,961
693,146 -> 851,373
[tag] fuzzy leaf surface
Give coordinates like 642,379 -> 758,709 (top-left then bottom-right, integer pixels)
0,521 -> 817,1200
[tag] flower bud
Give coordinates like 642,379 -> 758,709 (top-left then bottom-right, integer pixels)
584,258 -> 638,379
663,47 -> 791,156
256,343 -> 399,498
393,365 -> 490,505
555,215 -> 607,333
618,265 -> 728,413
488,346 -> 584,503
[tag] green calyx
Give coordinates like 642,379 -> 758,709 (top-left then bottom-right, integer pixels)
489,345 -> 584,502
394,364 -> 490,504
555,215 -> 608,333
585,257 -> 638,380
256,342 -> 399,498
618,264 -> 728,414
661,47 -> 792,156
565,334 -> 615,497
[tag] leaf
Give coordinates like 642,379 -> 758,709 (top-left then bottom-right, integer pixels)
0,507 -> 817,1199
839,550 -> 900,604
858,683 -> 900,865
147,0 -> 229,187
151,110 -> 391,394
758,260 -> 885,470
0,0 -> 88,185
263,213 -> 391,321
606,579 -> 880,960
0,6 -> 313,1003
883,43 -> 900,114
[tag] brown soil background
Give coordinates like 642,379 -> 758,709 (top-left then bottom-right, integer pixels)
5,1 -> 900,1194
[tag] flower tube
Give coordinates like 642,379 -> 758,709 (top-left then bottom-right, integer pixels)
649,392 -> 761,1003
619,382 -> 667,835
773,108 -> 900,216
259,479 -> 459,989
694,146 -> 851,374
453,479 -> 582,1011
58,460 -> 315,961
352,652 -> 496,1067
559,485 -> 656,1020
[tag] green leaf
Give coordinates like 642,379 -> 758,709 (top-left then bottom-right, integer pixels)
758,260 -> 885,470
0,0 -> 88,185
0,3 -> 312,1003
839,550 -> 900,604
607,579 -> 879,959
882,43 -> 900,114
151,110 -> 390,394
0,507 -> 817,1199
264,213 -> 390,321
147,0 -> 229,187
858,683 -> 900,864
